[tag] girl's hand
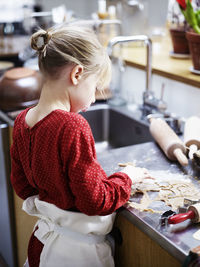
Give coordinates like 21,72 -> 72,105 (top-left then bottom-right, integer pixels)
121,165 -> 154,184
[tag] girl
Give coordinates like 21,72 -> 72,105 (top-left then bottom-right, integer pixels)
10,23 -> 152,267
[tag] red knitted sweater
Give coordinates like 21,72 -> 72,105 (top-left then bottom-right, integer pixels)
10,108 -> 132,266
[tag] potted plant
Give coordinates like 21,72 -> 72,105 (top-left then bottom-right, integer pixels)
176,0 -> 200,71
169,2 -> 190,55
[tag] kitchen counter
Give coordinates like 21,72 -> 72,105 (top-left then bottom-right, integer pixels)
97,142 -> 200,264
120,33 -> 200,88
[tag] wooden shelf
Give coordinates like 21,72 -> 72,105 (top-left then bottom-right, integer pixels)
120,34 -> 200,88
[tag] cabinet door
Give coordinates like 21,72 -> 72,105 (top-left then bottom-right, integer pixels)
9,126 -> 37,267
13,193 -> 37,267
114,213 -> 181,267
0,123 -> 16,267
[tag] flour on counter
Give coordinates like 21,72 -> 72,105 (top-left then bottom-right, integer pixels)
128,170 -> 200,213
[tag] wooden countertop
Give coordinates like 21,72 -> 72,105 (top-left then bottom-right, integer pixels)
120,34 -> 200,88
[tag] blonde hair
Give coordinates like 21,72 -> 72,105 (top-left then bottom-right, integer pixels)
31,23 -> 111,90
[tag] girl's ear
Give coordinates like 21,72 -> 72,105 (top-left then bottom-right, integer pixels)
70,65 -> 83,85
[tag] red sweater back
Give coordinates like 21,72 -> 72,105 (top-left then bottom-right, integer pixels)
10,108 -> 131,216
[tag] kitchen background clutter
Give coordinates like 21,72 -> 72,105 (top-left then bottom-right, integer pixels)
1,0 -> 200,266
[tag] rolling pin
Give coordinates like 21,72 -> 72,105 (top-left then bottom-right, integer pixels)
149,118 -> 188,166
168,203 -> 200,224
184,116 -> 200,159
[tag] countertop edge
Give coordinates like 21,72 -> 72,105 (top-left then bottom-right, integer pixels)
125,61 -> 200,89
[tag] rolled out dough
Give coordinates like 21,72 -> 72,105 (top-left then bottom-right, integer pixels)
128,170 -> 200,213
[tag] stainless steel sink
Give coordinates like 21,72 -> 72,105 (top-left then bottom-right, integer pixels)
80,104 -> 153,153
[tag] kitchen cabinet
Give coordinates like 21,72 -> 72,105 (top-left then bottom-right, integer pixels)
9,127 -> 37,267
13,193 -> 37,267
114,213 -> 181,267
0,122 -> 16,267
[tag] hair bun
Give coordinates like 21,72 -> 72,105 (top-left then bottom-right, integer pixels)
31,29 -> 52,52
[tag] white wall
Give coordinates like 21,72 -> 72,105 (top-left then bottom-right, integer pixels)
39,0 -> 98,19
120,66 -> 200,119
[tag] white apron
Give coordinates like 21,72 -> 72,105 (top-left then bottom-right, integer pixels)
22,195 -> 116,267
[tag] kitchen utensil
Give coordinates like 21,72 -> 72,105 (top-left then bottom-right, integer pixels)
0,67 -> 43,111
160,210 -> 176,227
183,198 -> 200,208
149,118 -> 188,166
168,203 -> 200,224
184,116 -> 200,159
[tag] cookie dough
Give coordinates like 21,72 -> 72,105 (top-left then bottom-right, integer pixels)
128,170 -> 200,213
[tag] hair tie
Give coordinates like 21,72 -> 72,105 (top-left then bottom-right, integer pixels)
36,31 -> 52,57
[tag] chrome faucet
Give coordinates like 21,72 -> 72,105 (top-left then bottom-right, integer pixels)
107,35 -> 167,113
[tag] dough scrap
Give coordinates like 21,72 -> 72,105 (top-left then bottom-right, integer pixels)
129,170 -> 200,213
118,162 -> 135,167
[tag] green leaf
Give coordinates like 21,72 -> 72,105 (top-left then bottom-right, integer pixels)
195,12 -> 200,27
182,0 -> 200,33
193,24 -> 200,34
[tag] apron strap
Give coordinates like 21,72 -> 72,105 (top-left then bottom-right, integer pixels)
55,224 -> 106,244
34,218 -> 106,245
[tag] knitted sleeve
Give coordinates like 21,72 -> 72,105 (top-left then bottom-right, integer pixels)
61,115 -> 132,216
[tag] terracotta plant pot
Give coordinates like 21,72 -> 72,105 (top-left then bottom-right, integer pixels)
186,31 -> 200,70
170,28 -> 190,54
0,67 -> 43,111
